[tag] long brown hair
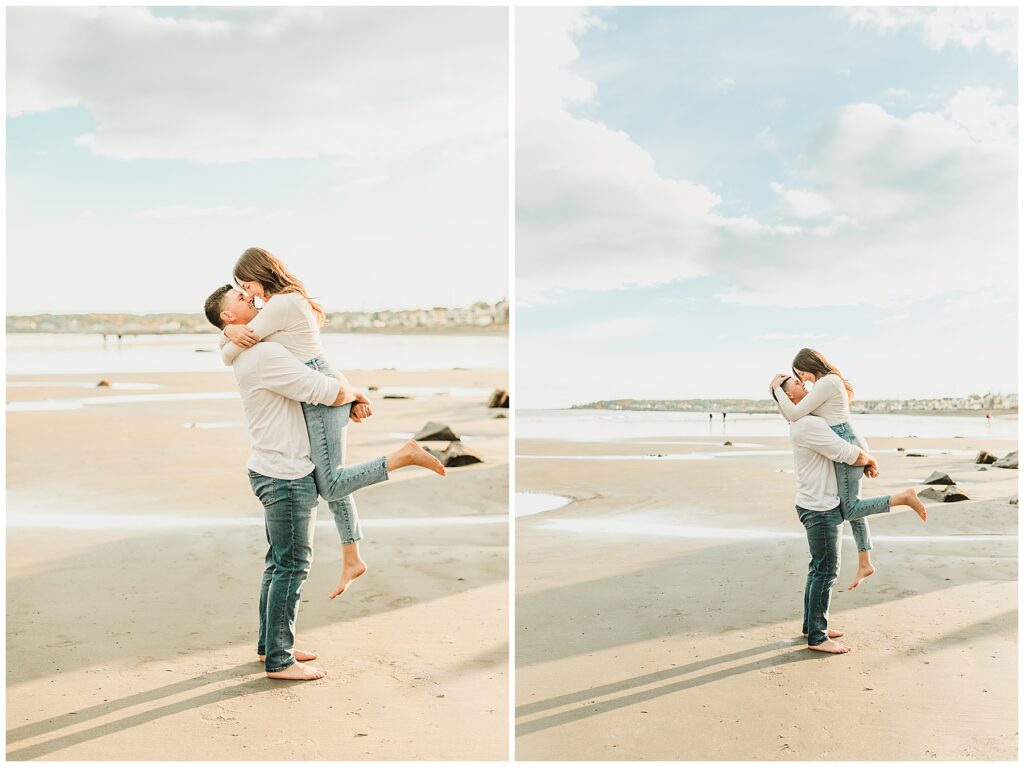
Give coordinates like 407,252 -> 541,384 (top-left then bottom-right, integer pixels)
233,247 -> 325,325
792,348 -> 854,400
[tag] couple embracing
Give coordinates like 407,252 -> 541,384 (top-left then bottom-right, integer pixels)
771,349 -> 927,655
204,248 -> 446,681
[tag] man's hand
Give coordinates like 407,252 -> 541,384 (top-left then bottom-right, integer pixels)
225,324 -> 260,349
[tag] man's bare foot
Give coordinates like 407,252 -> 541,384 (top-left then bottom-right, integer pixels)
394,439 -> 446,476
849,562 -> 876,590
808,639 -> 851,654
330,559 -> 368,599
259,649 -> 318,663
266,661 -> 327,681
803,628 -> 844,638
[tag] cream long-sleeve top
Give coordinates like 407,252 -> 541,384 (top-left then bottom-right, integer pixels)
220,292 -> 323,365
773,373 -> 869,451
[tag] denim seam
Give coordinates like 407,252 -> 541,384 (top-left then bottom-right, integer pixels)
268,480 -> 297,674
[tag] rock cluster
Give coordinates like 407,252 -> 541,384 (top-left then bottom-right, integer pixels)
414,422 -> 484,467
920,486 -> 970,503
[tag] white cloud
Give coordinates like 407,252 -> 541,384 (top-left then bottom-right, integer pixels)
842,7 -> 1017,57
717,92 -> 1017,307
517,8 -> 719,302
134,205 -> 256,219
517,10 -> 1016,313
329,175 -> 390,194
716,78 -> 735,94
7,7 -> 507,164
769,182 -> 832,219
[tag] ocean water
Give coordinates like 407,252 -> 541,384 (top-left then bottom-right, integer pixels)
517,408 -> 1018,442
6,332 -> 508,375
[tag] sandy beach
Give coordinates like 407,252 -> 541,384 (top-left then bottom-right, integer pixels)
7,368 -> 508,761
516,422 -> 1017,760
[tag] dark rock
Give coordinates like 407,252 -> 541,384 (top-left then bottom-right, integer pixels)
920,485 -> 970,503
440,441 -> 484,467
923,472 -> 955,486
723,440 -> 733,446
487,389 -> 510,408
368,385 -> 379,391
897,447 -> 905,452
1010,495 -> 1018,506
96,379 -> 112,388
383,394 -> 410,400
906,453 -> 926,457
414,422 -> 461,441
978,467 -> 988,472
993,450 -> 1018,469
423,446 -> 446,462
492,413 -> 507,419
976,450 -> 999,464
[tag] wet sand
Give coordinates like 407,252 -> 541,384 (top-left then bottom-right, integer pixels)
6,369 -> 508,761
516,430 -> 1018,760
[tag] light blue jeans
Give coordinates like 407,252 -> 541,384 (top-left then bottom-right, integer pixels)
302,355 -> 389,545
831,422 -> 891,552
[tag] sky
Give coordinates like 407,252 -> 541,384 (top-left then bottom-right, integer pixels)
6,7 -> 508,315
516,6 -> 1018,407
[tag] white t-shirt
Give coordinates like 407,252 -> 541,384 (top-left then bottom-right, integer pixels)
788,415 -> 862,511
231,341 -> 341,480
221,292 -> 323,365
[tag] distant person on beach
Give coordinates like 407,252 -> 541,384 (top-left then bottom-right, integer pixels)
771,349 -> 926,589
220,247 -> 446,599
772,375 -> 885,653
204,284 -> 444,681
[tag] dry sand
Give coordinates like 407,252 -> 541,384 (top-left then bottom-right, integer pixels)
516,429 -> 1017,760
6,369 -> 508,761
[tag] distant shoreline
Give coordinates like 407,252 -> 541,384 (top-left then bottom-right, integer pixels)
566,404 -> 1017,419
6,325 -> 508,338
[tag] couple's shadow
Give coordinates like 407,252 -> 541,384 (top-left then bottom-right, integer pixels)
6,661 -> 298,761
515,638 -> 817,736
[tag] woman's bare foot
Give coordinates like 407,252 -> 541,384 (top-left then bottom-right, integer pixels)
808,639 -> 851,654
893,488 -> 927,521
388,439 -> 446,476
266,661 -> 327,681
849,551 -> 876,590
803,628 -> 844,638
259,649 -> 318,663
330,558 -> 368,599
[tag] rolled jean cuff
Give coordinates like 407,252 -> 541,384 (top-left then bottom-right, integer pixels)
265,657 -> 296,673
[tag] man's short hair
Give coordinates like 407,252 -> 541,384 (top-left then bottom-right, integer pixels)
204,284 -> 233,329
771,375 -> 793,406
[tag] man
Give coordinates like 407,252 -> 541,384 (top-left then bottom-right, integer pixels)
771,374 -> 879,655
204,284 -> 369,681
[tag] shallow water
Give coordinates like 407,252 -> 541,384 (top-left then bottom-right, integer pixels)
531,516 -> 1017,544
7,332 -> 508,374
515,492 -> 573,517
517,409 -> 1018,441
6,511 -> 506,531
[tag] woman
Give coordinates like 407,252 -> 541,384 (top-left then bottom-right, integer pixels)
773,348 -> 927,589
221,247 -> 446,602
